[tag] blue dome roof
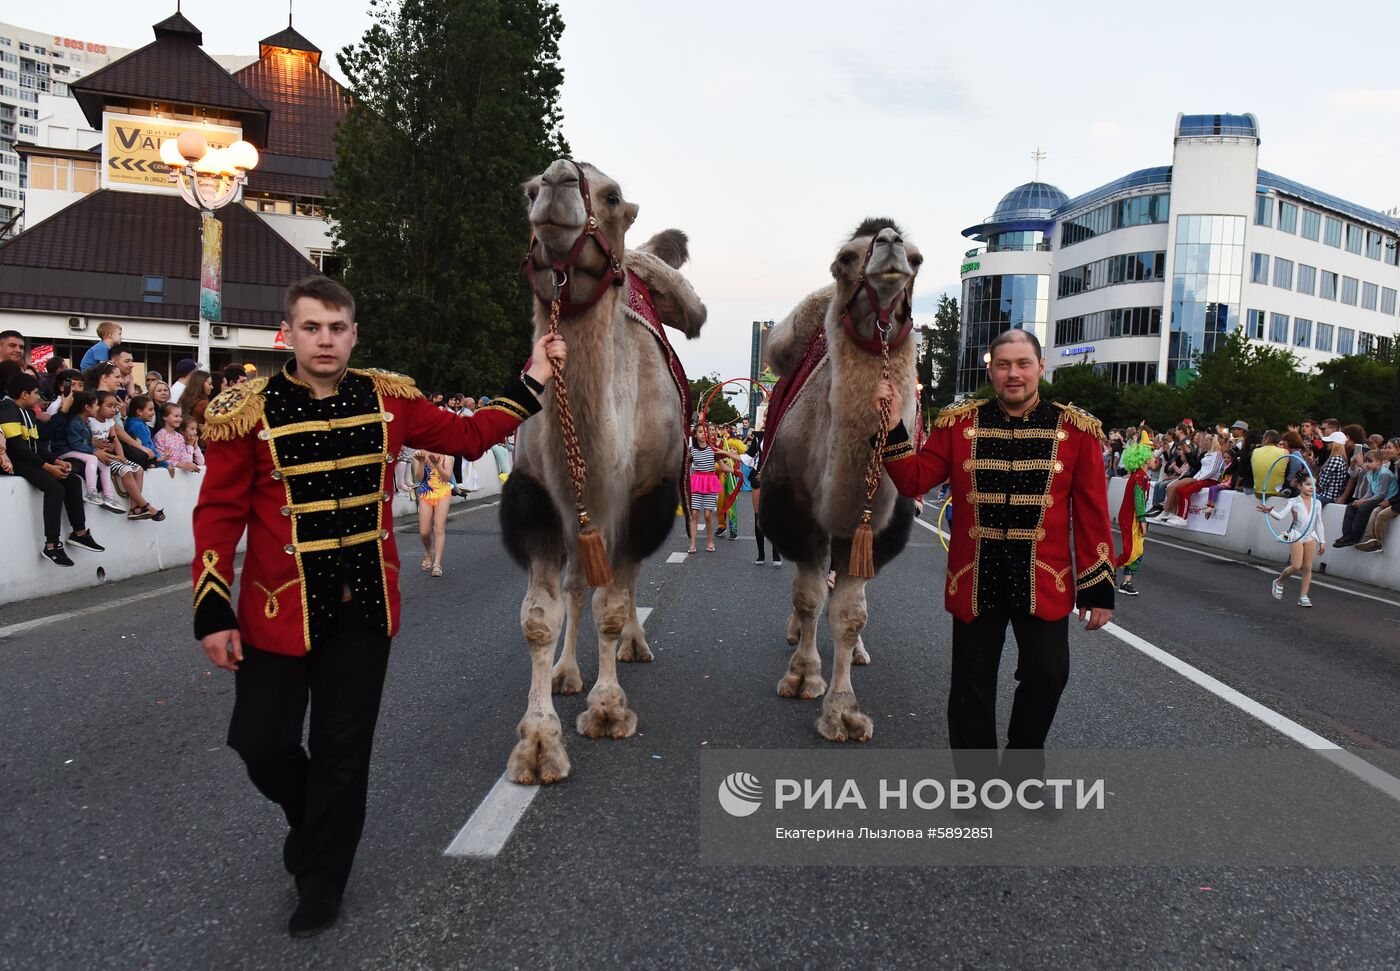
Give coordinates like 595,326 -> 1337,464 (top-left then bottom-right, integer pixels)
992,181 -> 1069,220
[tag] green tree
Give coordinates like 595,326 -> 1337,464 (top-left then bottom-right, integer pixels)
924,294 -> 961,410
329,0 -> 569,394
691,373 -> 741,425
1181,330 -> 1314,431
1309,355 -> 1399,435
1118,381 -> 1186,434
1044,361 -> 1121,423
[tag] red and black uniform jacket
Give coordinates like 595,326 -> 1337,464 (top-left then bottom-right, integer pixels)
881,397 -> 1116,623
192,365 -> 539,655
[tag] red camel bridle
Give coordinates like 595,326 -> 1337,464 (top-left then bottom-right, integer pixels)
838,236 -> 916,355
520,161 -> 626,316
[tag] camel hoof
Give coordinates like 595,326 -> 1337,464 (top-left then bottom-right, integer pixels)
816,691 -> 873,743
785,613 -> 801,646
617,633 -> 654,663
777,672 -> 827,700
576,685 -> 638,739
853,640 -> 871,666
551,662 -> 583,695
507,713 -> 571,785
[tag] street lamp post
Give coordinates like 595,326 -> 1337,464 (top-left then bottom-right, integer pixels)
159,131 -> 259,370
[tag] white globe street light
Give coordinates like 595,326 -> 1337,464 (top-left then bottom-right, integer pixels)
160,134 -> 259,369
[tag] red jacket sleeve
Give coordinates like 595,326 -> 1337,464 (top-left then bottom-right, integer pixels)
879,420 -> 952,497
191,433 -> 255,639
401,378 -> 541,459
1070,431 -> 1117,611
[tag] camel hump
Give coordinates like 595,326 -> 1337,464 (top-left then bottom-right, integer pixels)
932,397 -> 987,428
637,229 -> 689,268
353,368 -> 423,400
1054,401 -> 1103,438
625,245 -> 707,339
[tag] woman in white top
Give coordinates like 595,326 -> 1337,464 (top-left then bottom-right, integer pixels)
1257,472 -> 1326,607
1158,434 -> 1227,526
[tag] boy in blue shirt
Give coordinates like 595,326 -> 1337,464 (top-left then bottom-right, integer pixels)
1335,450 -> 1398,548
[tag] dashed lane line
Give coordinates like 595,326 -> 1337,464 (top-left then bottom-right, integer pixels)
445,602 -> 654,860
0,501 -> 503,640
913,513 -> 1400,805
666,552 -> 689,563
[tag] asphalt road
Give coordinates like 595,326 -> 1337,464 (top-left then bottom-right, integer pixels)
3,493 -> 1400,969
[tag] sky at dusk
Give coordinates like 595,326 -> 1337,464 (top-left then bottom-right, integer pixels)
34,0 -> 1400,383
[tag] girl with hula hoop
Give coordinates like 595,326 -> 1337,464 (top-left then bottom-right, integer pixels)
1256,469 -> 1325,607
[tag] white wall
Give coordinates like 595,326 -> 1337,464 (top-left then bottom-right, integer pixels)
1108,476 -> 1400,592
1,455 -> 506,606
258,210 -> 334,261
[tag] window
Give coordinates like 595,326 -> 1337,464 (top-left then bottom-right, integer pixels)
142,276 -> 165,304
1383,288 -> 1397,315
1346,224 -> 1363,254
1293,318 -> 1312,347
1272,257 -> 1293,289
1277,201 -> 1298,234
1269,313 -> 1289,343
1250,252 -> 1269,283
1387,239 -> 1399,267
1362,282 -> 1378,311
1341,276 -> 1359,305
1244,308 -> 1265,340
1052,306 -> 1162,345
1301,209 -> 1321,241
1359,332 -> 1376,356
1315,322 -> 1334,353
1324,216 -> 1342,247
1089,361 -> 1158,385
17,123 -> 35,136
1296,264 -> 1316,296
1320,271 -> 1338,300
1057,250 -> 1166,297
1254,195 -> 1272,227
1366,231 -> 1383,260
1337,327 -> 1355,355
1058,192 -> 1169,247
310,249 -> 344,277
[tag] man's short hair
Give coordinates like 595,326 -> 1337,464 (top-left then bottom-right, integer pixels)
1342,423 -> 1366,443
5,371 -> 37,398
1262,429 -> 1281,445
1321,418 -> 1341,431
0,329 -> 22,343
45,357 -> 65,375
987,328 -> 1042,361
107,342 -> 131,361
285,275 -> 355,324
96,321 -> 121,340
223,364 -> 245,384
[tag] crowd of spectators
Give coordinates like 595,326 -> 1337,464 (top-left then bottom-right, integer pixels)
1101,415 -> 1400,555
0,324 -> 247,567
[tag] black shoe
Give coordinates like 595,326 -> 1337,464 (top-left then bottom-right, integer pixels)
67,531 -> 105,553
1144,505 -> 1164,518
1117,580 -> 1139,596
42,544 -> 75,567
714,526 -> 727,538
1332,538 -> 1355,548
288,894 -> 340,939
282,830 -> 304,876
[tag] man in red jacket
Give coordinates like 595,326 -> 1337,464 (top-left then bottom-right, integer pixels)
193,275 -> 565,937
874,329 -> 1114,788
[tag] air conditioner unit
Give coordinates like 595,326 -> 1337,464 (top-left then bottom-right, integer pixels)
211,324 -> 229,339
187,324 -> 199,339
68,317 -> 86,332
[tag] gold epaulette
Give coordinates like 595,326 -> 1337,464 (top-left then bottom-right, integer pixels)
354,368 -> 422,400
203,377 -> 268,441
1055,401 -> 1103,439
933,398 -> 987,429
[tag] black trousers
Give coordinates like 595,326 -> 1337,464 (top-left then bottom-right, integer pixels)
9,463 -> 86,544
948,612 -> 1070,783
227,607 -> 392,900
1342,499 -> 1382,543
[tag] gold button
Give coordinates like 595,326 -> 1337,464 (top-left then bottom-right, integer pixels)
258,429 -> 271,441
271,470 -> 283,480
283,544 -> 295,554
383,412 -> 394,423
281,506 -> 292,516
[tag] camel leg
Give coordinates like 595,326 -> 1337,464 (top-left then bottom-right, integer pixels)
785,611 -> 801,646
815,574 -> 874,743
777,563 -> 828,700
853,633 -> 871,666
577,562 -> 640,739
507,562 -> 571,784
616,575 -> 653,663
551,577 -> 585,695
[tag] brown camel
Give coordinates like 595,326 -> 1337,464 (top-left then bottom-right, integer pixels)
501,159 -> 706,784
758,220 -> 922,742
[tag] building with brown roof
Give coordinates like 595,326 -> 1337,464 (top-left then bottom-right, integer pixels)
0,9 -> 347,378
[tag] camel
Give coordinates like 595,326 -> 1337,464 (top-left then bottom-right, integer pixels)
501,159 -> 706,784
758,220 -> 922,742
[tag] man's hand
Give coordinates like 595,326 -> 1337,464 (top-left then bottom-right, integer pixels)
42,462 -> 68,480
201,629 -> 244,672
1078,607 -> 1112,631
525,333 -> 567,386
874,379 -> 902,430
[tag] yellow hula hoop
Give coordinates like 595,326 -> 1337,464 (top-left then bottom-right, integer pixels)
935,495 -> 952,552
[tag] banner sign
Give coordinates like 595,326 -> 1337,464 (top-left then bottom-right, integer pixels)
29,344 -> 55,369
100,112 -> 241,193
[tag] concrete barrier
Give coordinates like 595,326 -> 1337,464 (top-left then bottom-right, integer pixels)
1108,477 -> 1400,592
1,454 -> 506,606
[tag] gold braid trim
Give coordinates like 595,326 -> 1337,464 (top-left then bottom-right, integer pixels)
1055,401 -> 1103,439
202,377 -> 268,442
934,398 -> 987,428
354,368 -> 422,400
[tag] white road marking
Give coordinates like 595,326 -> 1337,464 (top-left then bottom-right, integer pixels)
1,501 -> 504,639
666,552 -> 689,563
445,602 -> 654,860
916,511 -> 1400,804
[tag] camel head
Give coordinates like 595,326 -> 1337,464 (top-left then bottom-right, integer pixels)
522,160 -> 638,309
829,218 -> 922,343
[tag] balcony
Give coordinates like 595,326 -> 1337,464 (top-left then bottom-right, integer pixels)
963,242 -> 1053,257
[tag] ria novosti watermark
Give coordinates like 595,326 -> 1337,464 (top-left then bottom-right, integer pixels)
701,750 -> 1400,866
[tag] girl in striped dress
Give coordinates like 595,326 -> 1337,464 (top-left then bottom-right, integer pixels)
688,427 -> 740,553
